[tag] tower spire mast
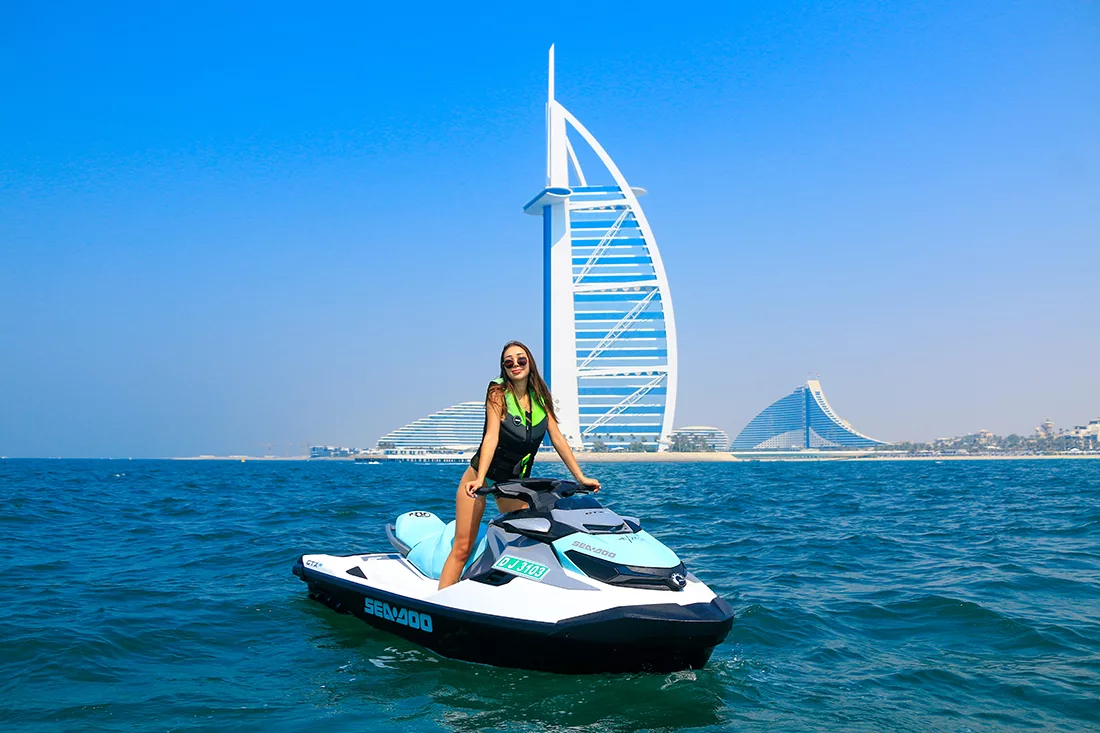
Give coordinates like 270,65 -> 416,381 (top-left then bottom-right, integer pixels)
546,45 -> 567,188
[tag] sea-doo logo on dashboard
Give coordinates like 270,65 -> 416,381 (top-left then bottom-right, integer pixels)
571,540 -> 616,559
363,598 -> 433,633
410,511 -> 431,518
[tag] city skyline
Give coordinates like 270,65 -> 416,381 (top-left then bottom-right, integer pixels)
1,3 -> 1097,457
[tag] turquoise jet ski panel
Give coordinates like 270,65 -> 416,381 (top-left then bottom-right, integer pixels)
400,513 -> 486,580
552,529 -> 681,569
394,511 -> 445,549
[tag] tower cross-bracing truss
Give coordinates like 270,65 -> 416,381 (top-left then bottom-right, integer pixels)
524,46 -> 678,452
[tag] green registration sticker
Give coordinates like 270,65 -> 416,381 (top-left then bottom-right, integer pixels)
492,555 -> 550,581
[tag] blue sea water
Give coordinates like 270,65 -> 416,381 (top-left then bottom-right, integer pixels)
2,458 -> 1099,733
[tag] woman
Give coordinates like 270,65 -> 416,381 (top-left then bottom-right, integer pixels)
437,340 -> 600,589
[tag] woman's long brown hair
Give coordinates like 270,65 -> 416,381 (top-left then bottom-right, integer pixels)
487,340 -> 557,422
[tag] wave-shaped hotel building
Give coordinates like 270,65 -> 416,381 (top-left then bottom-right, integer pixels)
731,380 -> 887,450
375,402 -> 484,450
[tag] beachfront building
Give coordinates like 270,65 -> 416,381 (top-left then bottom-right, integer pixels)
668,426 -> 730,452
524,46 -> 678,453
1065,419 -> 1100,441
375,402 -> 484,451
731,380 -> 888,450
309,445 -> 353,458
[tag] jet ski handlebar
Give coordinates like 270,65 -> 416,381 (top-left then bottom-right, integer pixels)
474,478 -> 591,510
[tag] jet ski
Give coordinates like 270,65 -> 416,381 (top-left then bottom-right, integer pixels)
292,478 -> 734,674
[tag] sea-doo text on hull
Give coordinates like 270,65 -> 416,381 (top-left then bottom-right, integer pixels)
293,479 -> 734,674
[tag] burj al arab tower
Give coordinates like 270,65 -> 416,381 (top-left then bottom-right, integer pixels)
524,47 -> 678,452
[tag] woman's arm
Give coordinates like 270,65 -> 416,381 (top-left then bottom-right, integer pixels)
466,394 -> 504,496
546,413 -> 600,491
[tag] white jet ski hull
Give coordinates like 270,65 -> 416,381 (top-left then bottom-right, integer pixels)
294,550 -> 734,674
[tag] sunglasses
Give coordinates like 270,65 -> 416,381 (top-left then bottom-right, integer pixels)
502,356 -> 528,369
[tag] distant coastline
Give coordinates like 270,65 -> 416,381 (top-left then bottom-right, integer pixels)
163,452 -> 1100,463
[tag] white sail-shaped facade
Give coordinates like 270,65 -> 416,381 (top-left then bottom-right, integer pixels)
524,47 -> 678,452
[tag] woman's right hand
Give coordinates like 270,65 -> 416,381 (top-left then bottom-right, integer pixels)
578,475 -> 601,492
464,478 -> 485,498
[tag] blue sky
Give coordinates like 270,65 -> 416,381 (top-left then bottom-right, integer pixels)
1,1 -> 1097,457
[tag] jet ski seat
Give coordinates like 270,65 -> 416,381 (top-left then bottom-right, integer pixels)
394,511 -> 487,580
394,511 -> 445,549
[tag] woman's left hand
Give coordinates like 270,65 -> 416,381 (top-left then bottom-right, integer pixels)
578,475 -> 600,492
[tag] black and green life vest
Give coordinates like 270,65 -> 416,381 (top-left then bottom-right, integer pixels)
470,378 -> 548,482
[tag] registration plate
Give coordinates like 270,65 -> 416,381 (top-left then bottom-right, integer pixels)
492,555 -> 550,581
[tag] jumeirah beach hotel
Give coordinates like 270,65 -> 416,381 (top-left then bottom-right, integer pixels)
377,48 -> 678,453
731,380 -> 887,450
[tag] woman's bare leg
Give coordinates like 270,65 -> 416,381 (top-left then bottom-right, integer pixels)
494,497 -> 527,514
438,466 -> 486,589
